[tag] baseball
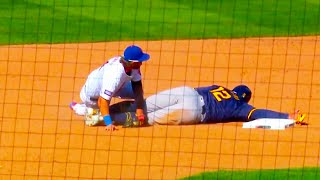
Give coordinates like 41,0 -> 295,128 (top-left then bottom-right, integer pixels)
87,108 -> 94,115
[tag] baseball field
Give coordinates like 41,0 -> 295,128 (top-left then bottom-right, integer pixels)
1,0 -> 320,179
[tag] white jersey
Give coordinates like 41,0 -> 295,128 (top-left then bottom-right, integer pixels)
81,56 -> 141,102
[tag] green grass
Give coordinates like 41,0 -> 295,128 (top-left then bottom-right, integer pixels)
180,167 -> 320,180
0,0 -> 319,44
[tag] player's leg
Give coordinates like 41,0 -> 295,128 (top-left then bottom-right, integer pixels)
70,99 -> 99,116
145,86 -> 200,112
82,110 -> 142,127
111,112 -> 148,127
144,87 -> 183,113
70,102 -> 87,115
70,85 -> 99,115
83,110 -> 144,127
146,86 -> 204,125
108,100 -> 150,127
109,101 -> 201,126
109,100 -> 138,114
146,104 -> 200,125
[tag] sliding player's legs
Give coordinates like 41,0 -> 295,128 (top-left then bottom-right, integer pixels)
145,86 -> 205,125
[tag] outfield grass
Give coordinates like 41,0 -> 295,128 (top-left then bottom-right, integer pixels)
180,167 -> 320,180
0,0 -> 319,44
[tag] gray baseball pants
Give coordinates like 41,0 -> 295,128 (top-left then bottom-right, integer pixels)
146,86 -> 205,125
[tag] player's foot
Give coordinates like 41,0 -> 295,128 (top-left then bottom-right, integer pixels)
69,102 -> 77,110
122,112 -> 148,128
290,110 -> 307,125
69,101 -> 87,116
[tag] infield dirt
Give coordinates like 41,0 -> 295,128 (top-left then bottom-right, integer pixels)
0,36 -> 319,179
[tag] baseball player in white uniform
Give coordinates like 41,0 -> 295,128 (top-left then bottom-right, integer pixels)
70,45 -> 150,131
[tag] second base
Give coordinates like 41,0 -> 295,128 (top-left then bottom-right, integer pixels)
242,118 -> 295,130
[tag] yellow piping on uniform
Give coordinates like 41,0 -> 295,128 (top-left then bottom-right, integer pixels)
247,108 -> 256,120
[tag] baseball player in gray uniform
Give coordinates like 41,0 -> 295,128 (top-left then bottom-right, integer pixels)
107,85 -> 307,127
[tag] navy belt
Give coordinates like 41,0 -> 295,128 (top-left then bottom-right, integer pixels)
201,105 -> 206,115
198,95 -> 206,115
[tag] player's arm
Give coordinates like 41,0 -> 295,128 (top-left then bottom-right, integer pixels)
100,70 -> 122,131
98,96 -> 117,131
131,69 -> 145,122
131,80 -> 144,118
98,96 -> 110,116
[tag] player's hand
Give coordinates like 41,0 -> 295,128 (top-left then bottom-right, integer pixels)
105,124 -> 117,131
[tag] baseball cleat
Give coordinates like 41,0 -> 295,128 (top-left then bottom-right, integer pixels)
69,101 -> 87,116
294,110 -> 308,125
122,112 -> 148,128
69,101 -> 77,110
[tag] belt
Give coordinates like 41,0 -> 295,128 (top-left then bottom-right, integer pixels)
195,88 -> 206,115
199,94 -> 206,114
202,105 -> 206,115
198,95 -> 206,115
199,95 -> 206,122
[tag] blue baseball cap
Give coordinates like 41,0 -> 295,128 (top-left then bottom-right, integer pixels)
123,45 -> 150,62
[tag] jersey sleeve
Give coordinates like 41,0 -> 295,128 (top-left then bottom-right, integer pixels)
100,67 -> 126,100
131,69 -> 142,82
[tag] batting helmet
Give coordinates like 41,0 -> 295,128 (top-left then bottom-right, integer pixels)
232,85 -> 252,103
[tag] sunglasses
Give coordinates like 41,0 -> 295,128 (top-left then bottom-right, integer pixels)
122,57 -> 141,66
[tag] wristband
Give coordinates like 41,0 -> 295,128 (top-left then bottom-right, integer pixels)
103,115 -> 112,126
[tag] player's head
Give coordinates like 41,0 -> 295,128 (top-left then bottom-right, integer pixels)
122,45 -> 150,69
232,85 -> 252,103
